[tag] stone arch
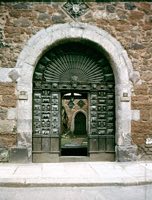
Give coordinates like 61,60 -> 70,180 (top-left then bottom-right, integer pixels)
15,22 -> 137,161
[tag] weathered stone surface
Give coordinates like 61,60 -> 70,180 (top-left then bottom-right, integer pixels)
0,134 -> 17,147
9,10 -> 22,18
0,83 -> 15,95
34,4 -> 48,13
0,108 -> 7,120
0,120 -> 16,133
106,5 -> 115,13
141,72 -> 152,82
148,87 -> 152,95
52,14 -> 65,23
131,121 -> 152,139
114,23 -> 130,32
138,3 -> 152,14
116,145 -> 138,162
8,69 -> 20,82
132,136 -> 145,145
17,132 -> 32,148
0,94 -> 17,107
134,84 -> 148,95
7,108 -> 17,120
38,13 -> 51,21
0,41 -> 5,48
149,16 -> 152,23
9,148 -> 28,163
130,71 -> 141,84
0,31 -> 2,40
0,148 -> 9,162
129,10 -> 144,20
130,43 -> 145,50
125,2 -> 136,10
14,17 -> 31,27
0,69 -> 12,82
131,95 -> 149,110
131,110 -> 140,121
142,23 -> 152,31
140,109 -> 150,121
13,3 -> 30,10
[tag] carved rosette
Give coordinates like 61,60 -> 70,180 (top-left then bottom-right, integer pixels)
62,1 -> 89,19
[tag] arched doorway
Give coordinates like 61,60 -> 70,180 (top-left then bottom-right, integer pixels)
32,41 -> 115,162
16,23 -> 137,162
74,112 -> 87,136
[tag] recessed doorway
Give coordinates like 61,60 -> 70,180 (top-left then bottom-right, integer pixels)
61,92 -> 88,156
32,41 -> 115,162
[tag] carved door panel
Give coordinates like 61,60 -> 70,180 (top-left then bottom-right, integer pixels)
89,85 -> 115,154
32,90 -> 60,162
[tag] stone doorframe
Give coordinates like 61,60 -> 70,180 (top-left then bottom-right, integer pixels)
15,22 -> 138,162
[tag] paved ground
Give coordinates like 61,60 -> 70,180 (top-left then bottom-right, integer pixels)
0,185 -> 152,200
0,161 -> 152,187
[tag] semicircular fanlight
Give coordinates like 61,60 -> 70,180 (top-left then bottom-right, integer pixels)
44,53 -> 104,83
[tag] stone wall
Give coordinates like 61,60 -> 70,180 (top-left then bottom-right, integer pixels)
0,1 -> 152,161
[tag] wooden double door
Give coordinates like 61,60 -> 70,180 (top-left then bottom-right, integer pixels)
32,41 -> 115,162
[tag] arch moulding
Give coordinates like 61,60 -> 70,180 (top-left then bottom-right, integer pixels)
15,22 -> 137,162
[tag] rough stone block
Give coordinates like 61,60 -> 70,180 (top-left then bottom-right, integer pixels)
0,148 -> 9,162
0,68 -> 12,83
38,13 -> 51,21
0,134 -> 17,148
52,14 -> 65,23
7,108 -> 17,120
9,148 -> 28,163
34,4 -> 48,13
106,5 -> 115,13
33,153 -> 59,163
125,2 -> 136,10
132,121 -> 152,134
0,83 -> 15,95
14,17 -> 31,27
138,3 -> 151,13
0,108 -> 7,120
1,95 -> 17,108
17,132 -> 32,148
0,120 -> 16,133
13,2 -> 30,10
129,11 -> 144,20
116,145 -> 138,162
141,109 -> 150,121
17,120 -> 32,133
131,110 -> 140,121
132,136 -> 145,145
